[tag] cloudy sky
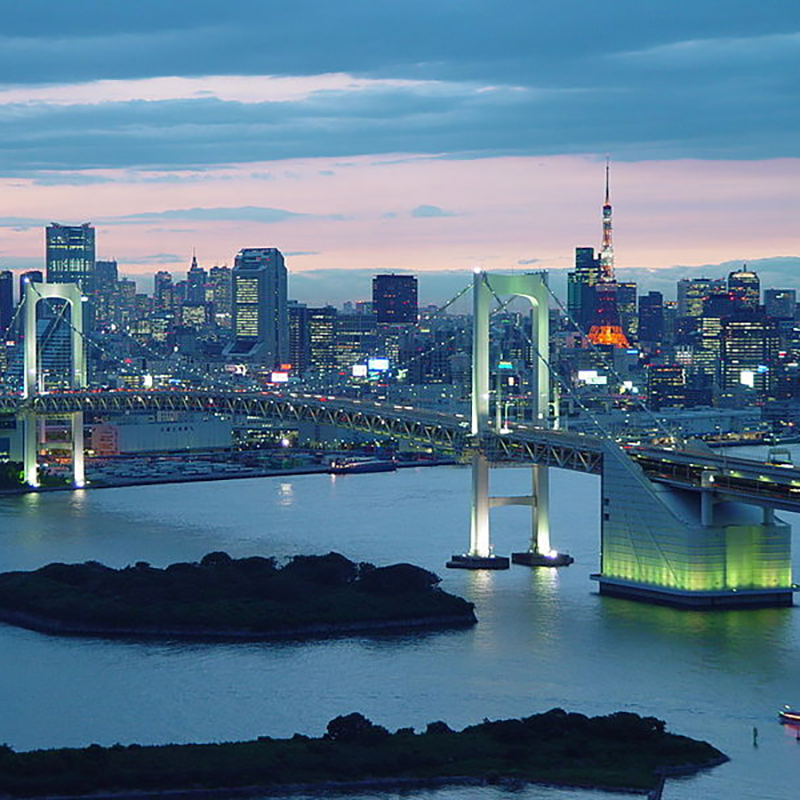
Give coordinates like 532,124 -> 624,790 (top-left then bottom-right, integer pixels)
1,1 -> 799,305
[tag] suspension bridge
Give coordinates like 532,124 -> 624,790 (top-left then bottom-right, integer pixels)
0,272 -> 798,609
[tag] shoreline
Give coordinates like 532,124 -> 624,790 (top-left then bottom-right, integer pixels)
0,607 -> 476,641
0,755 -> 731,800
0,458 -> 457,496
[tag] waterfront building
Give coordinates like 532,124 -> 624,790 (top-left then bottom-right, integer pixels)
647,364 -> 686,411
288,300 -> 310,375
307,306 -> 338,373
334,313 -> 378,370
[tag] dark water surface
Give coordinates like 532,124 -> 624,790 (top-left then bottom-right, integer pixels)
0,464 -> 798,799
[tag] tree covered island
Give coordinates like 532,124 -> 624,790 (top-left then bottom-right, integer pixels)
0,552 -> 476,638
0,709 -> 726,798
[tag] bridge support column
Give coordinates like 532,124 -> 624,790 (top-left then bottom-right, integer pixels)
71,412 -> 85,489
701,491 -> 714,527
447,452 -> 510,569
512,464 -> 574,567
449,269 -> 572,570
23,411 -> 39,488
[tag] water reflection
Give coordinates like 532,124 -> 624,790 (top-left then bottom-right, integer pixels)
598,597 -> 792,675
277,483 -> 294,507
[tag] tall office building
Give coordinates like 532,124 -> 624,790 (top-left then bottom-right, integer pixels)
721,313 -> 780,396
307,306 -> 338,372
637,291 -> 664,346
45,223 -> 95,290
372,274 -> 418,324
209,266 -> 232,327
288,301 -> 310,374
0,271 -> 13,337
154,271 -> 174,314
187,254 -> 208,303
764,289 -> 796,320
616,281 -> 638,341
728,268 -> 760,311
226,247 -> 288,365
677,277 -> 726,318
647,364 -> 686,410
566,247 -> 601,329
91,260 -> 119,330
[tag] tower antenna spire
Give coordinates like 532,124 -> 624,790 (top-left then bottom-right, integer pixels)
599,156 -> 614,282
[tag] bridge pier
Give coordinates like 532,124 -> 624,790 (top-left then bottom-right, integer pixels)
447,270 -> 572,570
592,442 -> 795,608
23,411 -> 39,488
71,412 -> 85,489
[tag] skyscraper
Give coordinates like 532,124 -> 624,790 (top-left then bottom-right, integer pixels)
764,289 -> 796,320
728,268 -> 760,311
637,291 -> 664,345
209,266 -> 232,328
721,313 -> 779,396
45,223 -> 95,290
372,274 -> 418,324
226,247 -> 288,365
566,247 -> 601,329
91,260 -> 119,331
0,271 -> 13,337
677,277 -> 726,318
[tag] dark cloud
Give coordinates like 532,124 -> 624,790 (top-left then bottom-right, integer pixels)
0,2 -> 796,172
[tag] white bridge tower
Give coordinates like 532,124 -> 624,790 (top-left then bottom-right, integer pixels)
448,270 -> 573,570
22,281 -> 87,489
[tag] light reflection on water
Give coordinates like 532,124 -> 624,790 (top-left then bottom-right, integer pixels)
0,465 -> 797,799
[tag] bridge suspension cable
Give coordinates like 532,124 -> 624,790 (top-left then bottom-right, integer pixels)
27,283 -> 240,393
482,280 -> 616,441
542,281 -> 684,445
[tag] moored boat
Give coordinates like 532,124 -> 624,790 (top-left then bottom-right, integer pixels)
778,705 -> 800,724
328,457 -> 397,475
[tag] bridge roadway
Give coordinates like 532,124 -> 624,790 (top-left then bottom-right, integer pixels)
0,388 -> 606,472
627,445 -> 800,514
3,389 -> 800,510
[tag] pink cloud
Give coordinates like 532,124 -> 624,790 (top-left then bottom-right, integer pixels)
1,154 -> 798,300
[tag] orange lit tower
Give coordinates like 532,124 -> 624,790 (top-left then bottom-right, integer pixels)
587,159 -> 630,348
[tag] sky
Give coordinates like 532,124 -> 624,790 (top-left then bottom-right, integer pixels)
0,1 -> 799,306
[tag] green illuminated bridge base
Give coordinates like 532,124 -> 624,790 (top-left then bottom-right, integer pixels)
591,442 -> 796,609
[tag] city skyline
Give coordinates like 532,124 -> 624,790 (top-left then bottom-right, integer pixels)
0,2 -> 798,305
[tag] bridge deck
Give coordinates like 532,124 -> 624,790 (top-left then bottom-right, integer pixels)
2,391 -> 799,510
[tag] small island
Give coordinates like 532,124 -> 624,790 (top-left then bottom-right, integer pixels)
0,709 -> 727,798
0,552 -> 476,639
